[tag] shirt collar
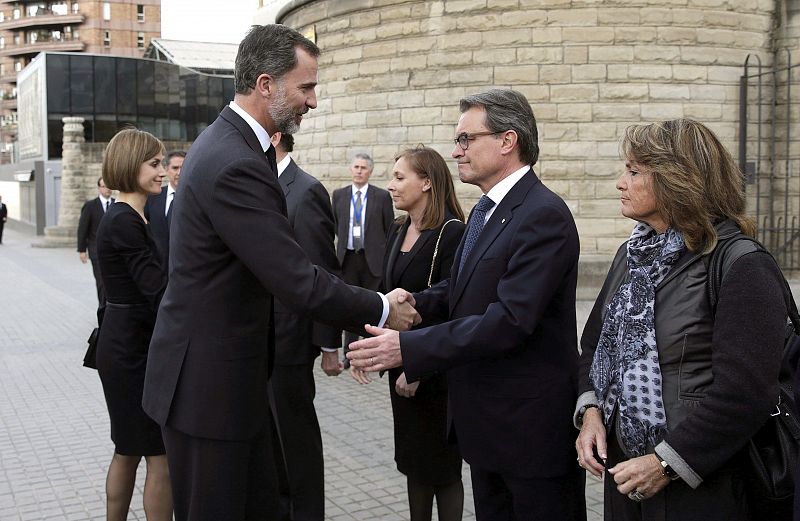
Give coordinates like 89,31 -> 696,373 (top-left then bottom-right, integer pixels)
98,194 -> 111,206
229,100 -> 272,154
167,184 -> 176,196
352,183 -> 369,195
485,165 -> 530,206
276,154 -> 291,177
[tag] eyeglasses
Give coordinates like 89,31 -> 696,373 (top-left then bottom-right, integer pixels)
453,131 -> 501,151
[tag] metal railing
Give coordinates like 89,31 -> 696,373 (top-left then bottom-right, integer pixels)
739,50 -> 800,270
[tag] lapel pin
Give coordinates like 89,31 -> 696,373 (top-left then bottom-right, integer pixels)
501,218 -> 506,224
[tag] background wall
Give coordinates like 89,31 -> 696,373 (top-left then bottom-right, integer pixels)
280,0 -> 780,260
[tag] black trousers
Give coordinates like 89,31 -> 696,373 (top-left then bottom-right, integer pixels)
163,420 -> 290,521
470,465 -> 585,521
0,220 -> 4,243
89,256 -> 106,306
271,363 -> 324,521
341,250 -> 382,356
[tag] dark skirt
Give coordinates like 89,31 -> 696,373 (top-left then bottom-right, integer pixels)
388,367 -> 462,486
604,427 -> 752,521
97,303 -> 165,456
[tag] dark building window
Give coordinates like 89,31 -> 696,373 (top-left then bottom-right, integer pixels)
137,32 -> 144,48
42,54 -> 232,158
137,4 -> 144,22
103,31 -> 110,47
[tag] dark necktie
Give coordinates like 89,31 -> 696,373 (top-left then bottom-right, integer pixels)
353,190 -> 363,251
105,200 -> 109,212
458,195 -> 496,275
266,146 -> 278,175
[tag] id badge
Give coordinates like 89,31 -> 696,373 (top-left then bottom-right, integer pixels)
353,225 -> 362,238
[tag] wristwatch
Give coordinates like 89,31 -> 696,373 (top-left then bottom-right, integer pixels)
653,451 -> 680,481
577,403 -> 600,425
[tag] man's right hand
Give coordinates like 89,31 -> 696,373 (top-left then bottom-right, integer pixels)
385,288 -> 421,331
79,252 -> 88,264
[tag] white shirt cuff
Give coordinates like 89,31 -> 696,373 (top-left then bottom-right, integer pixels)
377,292 -> 389,328
320,347 -> 338,353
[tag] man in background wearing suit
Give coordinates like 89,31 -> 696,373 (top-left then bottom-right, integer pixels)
77,177 -> 113,306
349,89 -> 586,521
332,154 -> 394,366
142,25 -> 418,521
144,150 -> 185,268
0,195 -> 7,244
271,131 -> 342,521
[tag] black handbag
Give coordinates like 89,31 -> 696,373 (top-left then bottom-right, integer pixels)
708,235 -> 800,513
83,306 -> 105,370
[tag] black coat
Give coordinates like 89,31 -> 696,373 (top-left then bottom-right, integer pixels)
142,106 -> 384,441
274,158 -> 341,365
144,187 -> 171,269
333,184 -> 394,277
78,197 -> 111,259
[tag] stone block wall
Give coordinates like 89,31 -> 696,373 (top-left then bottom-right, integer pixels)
280,0 -> 778,256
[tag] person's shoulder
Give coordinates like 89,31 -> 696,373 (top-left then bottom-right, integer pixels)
370,185 -> 391,197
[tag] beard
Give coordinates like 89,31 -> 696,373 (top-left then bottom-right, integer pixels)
269,82 -> 301,134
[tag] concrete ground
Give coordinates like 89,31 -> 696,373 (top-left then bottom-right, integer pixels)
0,225 -> 605,520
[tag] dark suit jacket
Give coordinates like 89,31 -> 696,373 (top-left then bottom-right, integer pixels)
144,186 -> 171,269
399,170 -> 581,479
142,106 -> 384,441
332,184 -> 394,277
77,197 -> 111,259
275,158 -> 342,365
0,202 -> 7,221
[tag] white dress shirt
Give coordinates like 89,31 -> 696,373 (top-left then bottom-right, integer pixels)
99,194 -> 112,212
276,153 -> 291,177
482,165 -> 531,222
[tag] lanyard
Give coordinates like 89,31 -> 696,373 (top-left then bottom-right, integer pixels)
351,190 -> 367,224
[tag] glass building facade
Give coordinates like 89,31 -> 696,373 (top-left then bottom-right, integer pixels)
33,53 -> 234,158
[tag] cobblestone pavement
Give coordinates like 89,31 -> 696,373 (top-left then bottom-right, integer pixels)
0,227 -> 604,520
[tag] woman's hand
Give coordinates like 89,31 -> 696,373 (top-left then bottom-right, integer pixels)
608,454 -> 671,500
395,372 -> 419,398
350,366 -> 372,385
575,408 -> 607,477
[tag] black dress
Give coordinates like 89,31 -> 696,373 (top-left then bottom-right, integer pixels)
96,202 -> 167,456
383,215 -> 465,485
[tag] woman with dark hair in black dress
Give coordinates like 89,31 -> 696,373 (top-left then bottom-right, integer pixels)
96,128 -> 172,520
352,145 -> 466,521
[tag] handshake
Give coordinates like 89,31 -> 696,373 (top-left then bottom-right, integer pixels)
385,287 -> 421,332
346,288 -> 420,373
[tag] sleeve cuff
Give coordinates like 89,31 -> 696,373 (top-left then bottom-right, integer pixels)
655,441 -> 703,489
573,390 -> 599,429
376,292 -> 389,328
320,347 -> 338,353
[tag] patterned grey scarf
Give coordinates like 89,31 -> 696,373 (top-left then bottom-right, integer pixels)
589,223 -> 685,457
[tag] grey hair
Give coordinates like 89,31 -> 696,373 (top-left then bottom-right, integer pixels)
352,153 -> 374,171
235,24 -> 320,94
459,89 -> 539,166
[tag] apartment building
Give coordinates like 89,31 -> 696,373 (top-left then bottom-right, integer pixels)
0,0 -> 160,156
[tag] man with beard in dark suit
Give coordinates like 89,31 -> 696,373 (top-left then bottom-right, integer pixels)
270,131 -> 342,521
142,24 -> 419,521
77,177 -> 113,306
144,150 -> 185,269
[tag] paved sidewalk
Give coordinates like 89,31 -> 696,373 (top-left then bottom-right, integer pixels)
0,226 -> 603,520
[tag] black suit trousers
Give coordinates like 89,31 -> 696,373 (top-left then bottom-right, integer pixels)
163,419 -> 290,521
342,250 -> 382,350
90,257 -> 106,307
271,363 -> 324,521
470,465 -> 585,521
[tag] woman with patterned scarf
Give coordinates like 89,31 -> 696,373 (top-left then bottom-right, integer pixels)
574,119 -> 788,520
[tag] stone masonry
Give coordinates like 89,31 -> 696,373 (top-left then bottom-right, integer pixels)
278,0 -> 786,265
